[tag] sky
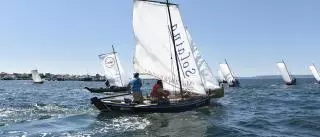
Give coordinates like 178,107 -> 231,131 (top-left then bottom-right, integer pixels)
0,0 -> 319,77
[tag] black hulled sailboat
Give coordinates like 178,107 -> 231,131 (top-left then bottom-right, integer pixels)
91,0 -> 223,113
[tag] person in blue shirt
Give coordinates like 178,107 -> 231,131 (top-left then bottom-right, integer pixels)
129,73 -> 143,103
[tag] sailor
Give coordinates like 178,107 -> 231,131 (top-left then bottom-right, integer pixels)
105,80 -> 110,88
150,80 -> 170,102
129,73 -> 143,103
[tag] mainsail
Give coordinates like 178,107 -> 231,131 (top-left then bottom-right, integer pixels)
99,53 -> 127,87
309,64 -> 320,82
276,61 -> 293,83
31,69 -> 43,83
186,29 -> 220,90
218,70 -> 226,82
219,63 -> 235,84
133,0 -> 205,95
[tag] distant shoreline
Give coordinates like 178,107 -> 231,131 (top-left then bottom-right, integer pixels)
0,72 -> 106,81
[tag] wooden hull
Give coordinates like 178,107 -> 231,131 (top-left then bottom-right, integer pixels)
84,86 -> 129,93
91,96 -> 211,113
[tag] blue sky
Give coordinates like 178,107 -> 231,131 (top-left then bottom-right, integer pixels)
0,0 -> 319,77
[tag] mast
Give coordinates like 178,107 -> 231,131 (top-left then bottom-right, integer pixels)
112,45 -> 124,86
166,0 -> 184,97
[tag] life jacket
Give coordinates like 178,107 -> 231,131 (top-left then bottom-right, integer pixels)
150,84 -> 160,97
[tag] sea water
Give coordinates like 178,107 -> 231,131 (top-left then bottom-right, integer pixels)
0,78 -> 319,137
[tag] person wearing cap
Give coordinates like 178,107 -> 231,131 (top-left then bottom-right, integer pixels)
129,73 -> 143,103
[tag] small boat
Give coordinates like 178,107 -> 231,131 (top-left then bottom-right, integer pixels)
276,60 -> 296,85
91,0 -> 223,113
85,45 -> 129,93
31,69 -> 44,84
308,64 -> 320,83
84,86 -> 129,93
219,59 -> 240,87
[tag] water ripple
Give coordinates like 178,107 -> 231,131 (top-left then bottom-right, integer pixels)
0,79 -> 320,136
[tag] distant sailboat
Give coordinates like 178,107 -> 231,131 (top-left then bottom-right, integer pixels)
85,45 -> 129,93
99,46 -> 128,87
219,59 -> 240,87
31,69 -> 44,84
276,60 -> 296,85
308,64 -> 320,83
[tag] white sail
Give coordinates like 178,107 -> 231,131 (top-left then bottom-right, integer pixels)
219,63 -> 235,84
186,29 -> 220,90
31,69 -> 43,83
133,0 -> 205,95
99,53 -> 127,87
218,70 -> 225,81
309,64 -> 320,82
276,62 -> 292,83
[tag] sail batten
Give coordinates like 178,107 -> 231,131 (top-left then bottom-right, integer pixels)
31,70 -> 43,83
276,62 -> 293,83
99,53 -> 127,87
309,64 -> 320,82
133,0 -> 205,95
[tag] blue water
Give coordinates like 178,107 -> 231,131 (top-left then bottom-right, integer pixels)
0,79 -> 320,137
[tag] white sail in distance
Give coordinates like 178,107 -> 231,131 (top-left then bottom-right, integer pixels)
309,64 -> 320,82
99,53 -> 127,87
276,62 -> 293,83
31,69 -> 43,83
218,70 -> 225,82
133,0 -> 206,95
185,29 -> 220,90
219,63 -> 235,84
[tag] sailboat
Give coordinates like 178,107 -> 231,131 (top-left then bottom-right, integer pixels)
85,45 -> 129,93
91,0 -> 223,113
308,64 -> 320,83
219,59 -> 240,87
276,60 -> 296,85
186,29 -> 224,99
31,69 -> 44,84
